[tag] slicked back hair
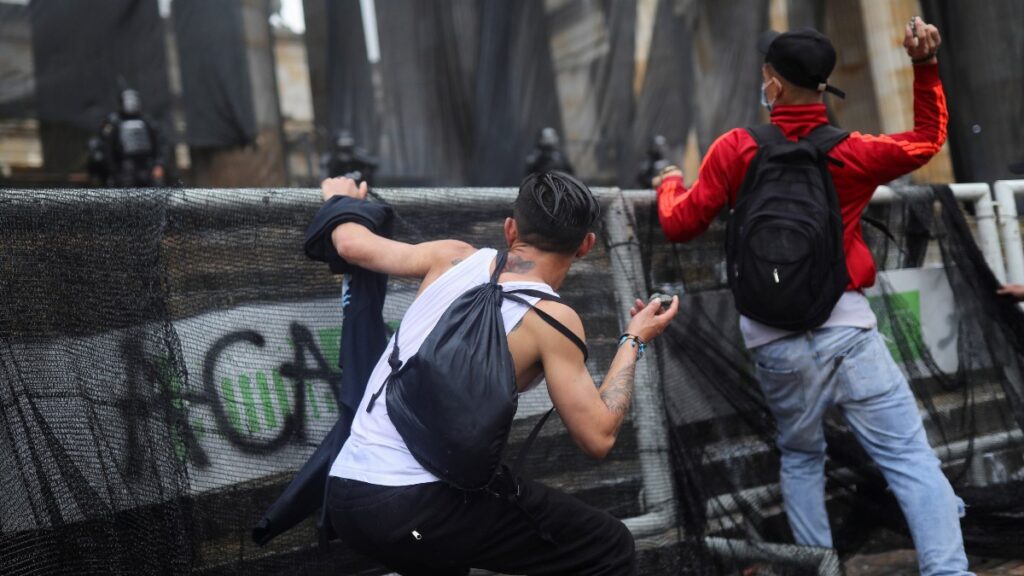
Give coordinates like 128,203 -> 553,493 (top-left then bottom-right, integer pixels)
513,171 -> 601,255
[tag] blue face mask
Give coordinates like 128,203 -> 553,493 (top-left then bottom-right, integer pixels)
760,82 -> 774,112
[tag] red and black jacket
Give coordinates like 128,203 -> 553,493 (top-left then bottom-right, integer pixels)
657,63 -> 948,291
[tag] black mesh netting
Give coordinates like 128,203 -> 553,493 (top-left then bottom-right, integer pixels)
1,186 -> 1022,575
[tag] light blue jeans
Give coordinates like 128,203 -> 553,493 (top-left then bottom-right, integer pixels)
751,326 -> 971,576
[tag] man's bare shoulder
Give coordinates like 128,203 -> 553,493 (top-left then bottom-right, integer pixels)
414,241 -> 477,295
529,299 -> 586,350
437,240 -> 476,265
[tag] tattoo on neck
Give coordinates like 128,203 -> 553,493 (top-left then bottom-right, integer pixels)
600,364 -> 635,435
452,258 -> 463,266
505,254 -> 536,274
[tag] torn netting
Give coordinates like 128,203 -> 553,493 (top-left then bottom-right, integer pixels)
2,187 -> 1022,576
638,185 -> 1024,571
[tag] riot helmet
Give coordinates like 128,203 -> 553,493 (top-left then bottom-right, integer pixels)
120,89 -> 142,117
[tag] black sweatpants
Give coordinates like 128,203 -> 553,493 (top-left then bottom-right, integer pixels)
326,472 -> 637,575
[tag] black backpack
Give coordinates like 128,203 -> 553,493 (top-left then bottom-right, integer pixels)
365,250 -> 587,490
726,124 -> 850,331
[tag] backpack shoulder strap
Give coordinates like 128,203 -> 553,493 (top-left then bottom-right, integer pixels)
512,407 -> 555,476
736,125 -> 787,204
802,124 -> 849,152
366,324 -> 403,413
746,124 -> 788,147
504,289 -> 589,362
490,250 -> 509,284
501,287 -> 585,479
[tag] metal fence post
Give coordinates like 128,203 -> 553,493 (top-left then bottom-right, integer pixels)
603,192 -> 677,538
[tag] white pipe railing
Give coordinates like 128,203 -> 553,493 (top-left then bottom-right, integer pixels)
993,180 -> 1024,285
870,183 -> 1006,283
623,183 -> 1007,283
17,185 -> 1007,284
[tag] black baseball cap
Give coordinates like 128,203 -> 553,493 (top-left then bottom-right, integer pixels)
758,27 -> 846,99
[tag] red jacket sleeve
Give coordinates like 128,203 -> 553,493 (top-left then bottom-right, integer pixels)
657,130 -> 745,242
841,62 -> 948,186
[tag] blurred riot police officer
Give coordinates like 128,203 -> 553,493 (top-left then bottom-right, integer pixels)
322,130 -> 378,184
637,134 -> 671,188
96,88 -> 166,187
525,127 -> 575,176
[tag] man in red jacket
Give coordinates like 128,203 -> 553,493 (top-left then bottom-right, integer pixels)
656,19 -> 971,576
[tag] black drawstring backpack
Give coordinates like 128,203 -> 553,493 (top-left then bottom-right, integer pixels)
365,250 -> 587,490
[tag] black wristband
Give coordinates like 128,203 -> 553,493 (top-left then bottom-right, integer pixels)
911,52 -> 937,64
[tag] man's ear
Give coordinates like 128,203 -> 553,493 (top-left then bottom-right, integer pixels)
504,217 -> 518,247
575,232 -> 597,259
762,65 -> 782,93
765,76 -> 782,102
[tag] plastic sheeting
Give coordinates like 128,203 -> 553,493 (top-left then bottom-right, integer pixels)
471,0 -> 564,185
635,0 -> 772,181
631,0 -> 696,183
322,0 -> 563,186
922,0 -> 1024,182
28,0 -> 172,170
28,0 -> 171,132
367,0 -> 479,184
545,0 -> 637,185
535,0 -> 767,183
172,0 -> 257,148
0,3 -> 34,119
3,1 -> 1019,189
690,0 -> 768,153
324,0 -> 374,155
320,0 -> 768,186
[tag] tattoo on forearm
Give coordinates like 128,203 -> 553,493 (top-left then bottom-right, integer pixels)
505,254 -> 536,274
600,364 -> 636,430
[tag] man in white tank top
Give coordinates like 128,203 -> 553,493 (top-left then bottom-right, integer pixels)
320,172 -> 678,576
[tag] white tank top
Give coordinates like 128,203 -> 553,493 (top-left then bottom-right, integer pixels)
329,248 -> 556,486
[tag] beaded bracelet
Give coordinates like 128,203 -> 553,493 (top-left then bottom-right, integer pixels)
618,333 -> 647,361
